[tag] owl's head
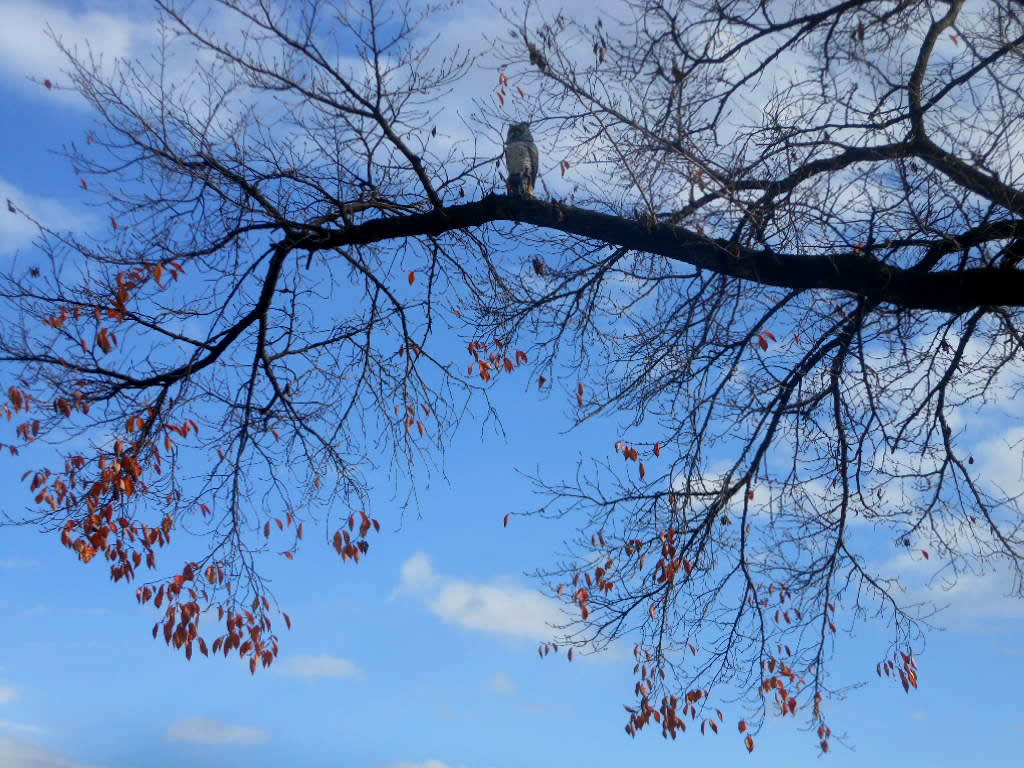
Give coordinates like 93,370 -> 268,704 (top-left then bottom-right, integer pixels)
507,122 -> 533,141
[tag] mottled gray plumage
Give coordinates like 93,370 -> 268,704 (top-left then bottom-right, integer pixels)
505,122 -> 539,198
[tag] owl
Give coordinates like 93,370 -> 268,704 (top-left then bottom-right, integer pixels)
505,122 -> 539,199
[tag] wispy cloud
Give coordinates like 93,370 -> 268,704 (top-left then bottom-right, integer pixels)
488,672 -> 515,694
0,177 -> 96,256
430,580 -> 564,640
385,761 -> 464,768
0,721 -> 42,737
396,552 -> 441,594
0,558 -> 37,569
395,552 -> 625,663
397,552 -> 564,641
0,684 -> 17,705
876,551 -> 1024,627
0,1 -> 150,103
972,425 -> 1024,499
0,734 -> 97,768
277,654 -> 363,681
925,568 -> 1024,623
165,718 -> 268,746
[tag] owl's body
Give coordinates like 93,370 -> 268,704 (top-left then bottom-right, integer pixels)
505,122 -> 539,199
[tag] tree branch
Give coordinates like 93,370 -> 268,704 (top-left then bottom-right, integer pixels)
298,196 -> 1024,312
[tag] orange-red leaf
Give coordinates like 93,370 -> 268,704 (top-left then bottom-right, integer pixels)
738,720 -> 748,733
745,735 -> 755,753
408,271 -> 416,285
503,513 -> 511,527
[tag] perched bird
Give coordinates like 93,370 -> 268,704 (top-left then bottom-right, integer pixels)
531,256 -> 547,276
505,122 -> 539,199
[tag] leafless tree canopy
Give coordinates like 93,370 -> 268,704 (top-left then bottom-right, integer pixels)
3,0 -> 1024,748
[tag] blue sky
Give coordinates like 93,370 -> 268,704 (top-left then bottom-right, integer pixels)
1,2 -> 1023,767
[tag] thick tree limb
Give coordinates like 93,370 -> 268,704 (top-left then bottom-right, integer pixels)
293,195 -> 1024,313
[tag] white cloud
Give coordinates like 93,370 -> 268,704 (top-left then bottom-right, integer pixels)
398,552 -> 441,593
488,672 -> 515,694
0,177 -> 95,256
0,1 -> 149,102
386,761 -> 462,768
429,580 -> 563,640
277,654 -> 362,681
396,553 -> 624,661
973,425 -> 1024,499
877,551 -> 1024,626
165,718 -> 268,746
399,551 -> 563,641
0,684 -> 17,705
0,735 -> 97,768
927,568 -> 1024,623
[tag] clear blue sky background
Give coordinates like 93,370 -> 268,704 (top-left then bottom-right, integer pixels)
1,2 -> 1022,767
